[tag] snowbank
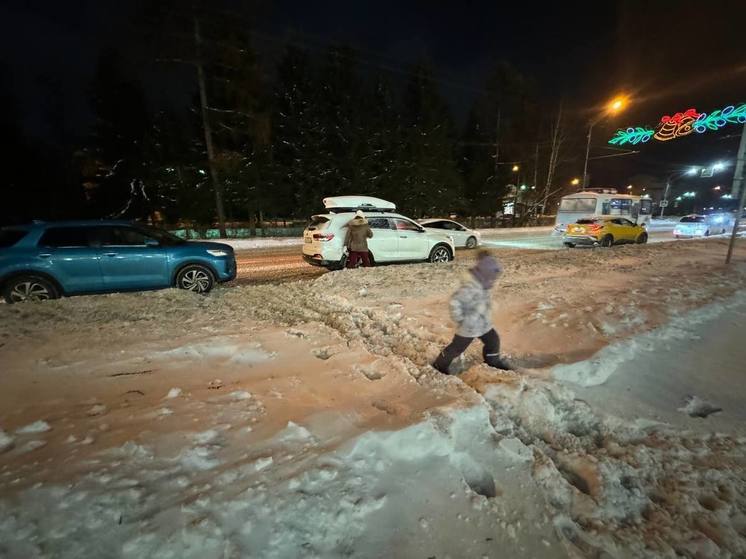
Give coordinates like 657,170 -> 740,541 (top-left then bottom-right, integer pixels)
552,291 -> 746,387
209,238 -> 303,250
0,405 -> 565,558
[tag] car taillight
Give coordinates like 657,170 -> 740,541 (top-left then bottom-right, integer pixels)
313,233 -> 335,242
588,224 -> 602,231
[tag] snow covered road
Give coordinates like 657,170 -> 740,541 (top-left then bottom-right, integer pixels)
1,238 -> 746,558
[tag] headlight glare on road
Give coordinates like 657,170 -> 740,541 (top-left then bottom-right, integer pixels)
207,249 -> 229,257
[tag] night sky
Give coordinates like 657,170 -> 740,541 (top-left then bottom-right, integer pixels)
2,0 -> 745,187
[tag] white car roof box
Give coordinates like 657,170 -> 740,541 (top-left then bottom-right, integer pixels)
322,195 -> 396,213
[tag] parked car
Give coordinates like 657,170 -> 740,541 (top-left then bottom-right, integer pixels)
673,214 -> 733,238
563,217 -> 648,248
0,220 -> 236,303
302,196 -> 455,269
418,219 -> 481,249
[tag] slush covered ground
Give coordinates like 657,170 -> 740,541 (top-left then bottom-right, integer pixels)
1,238 -> 746,558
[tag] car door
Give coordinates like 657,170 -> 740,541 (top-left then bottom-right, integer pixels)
36,227 -> 104,293
613,219 -> 637,242
445,221 -> 468,246
366,217 -> 398,261
93,226 -> 170,290
392,218 -> 429,260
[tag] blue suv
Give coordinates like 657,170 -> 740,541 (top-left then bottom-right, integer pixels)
0,221 -> 236,303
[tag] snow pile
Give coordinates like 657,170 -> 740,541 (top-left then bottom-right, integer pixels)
678,395 -> 722,418
15,421 -> 51,434
0,430 -> 15,453
152,339 -> 275,366
0,405 -> 563,558
466,369 -> 746,558
217,238 -> 303,250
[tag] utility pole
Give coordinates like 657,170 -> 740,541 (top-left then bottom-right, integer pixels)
543,102 -> 563,214
492,109 -> 501,228
725,123 -> 746,264
582,121 -> 595,190
660,179 -> 671,218
194,15 -> 228,238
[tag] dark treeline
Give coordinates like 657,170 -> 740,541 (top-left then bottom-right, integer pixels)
1,2 -> 583,230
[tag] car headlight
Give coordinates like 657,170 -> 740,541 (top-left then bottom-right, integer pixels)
207,249 -> 229,257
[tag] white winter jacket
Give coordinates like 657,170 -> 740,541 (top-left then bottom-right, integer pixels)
449,273 -> 494,338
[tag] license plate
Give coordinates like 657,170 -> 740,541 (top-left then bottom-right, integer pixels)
304,237 -> 312,244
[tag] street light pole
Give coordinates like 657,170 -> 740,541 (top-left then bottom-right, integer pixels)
725,123 -> 746,264
660,178 -> 671,217
582,121 -> 595,190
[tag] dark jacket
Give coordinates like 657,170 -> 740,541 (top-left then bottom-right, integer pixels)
345,216 -> 373,252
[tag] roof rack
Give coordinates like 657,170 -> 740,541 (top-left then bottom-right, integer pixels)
326,205 -> 395,214
323,195 -> 396,214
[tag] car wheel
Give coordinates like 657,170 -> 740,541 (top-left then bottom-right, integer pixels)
563,242 -> 575,248
429,245 -> 452,263
176,264 -> 215,294
465,236 -> 478,249
636,232 -> 648,244
329,256 -> 347,271
3,275 -> 59,304
600,234 -> 614,247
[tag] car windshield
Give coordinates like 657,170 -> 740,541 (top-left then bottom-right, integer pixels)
681,216 -> 706,223
138,225 -> 186,245
576,219 -> 601,224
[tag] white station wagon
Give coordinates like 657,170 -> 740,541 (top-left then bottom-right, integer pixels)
302,196 -> 455,270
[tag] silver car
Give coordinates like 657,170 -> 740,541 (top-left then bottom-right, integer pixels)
673,214 -> 734,238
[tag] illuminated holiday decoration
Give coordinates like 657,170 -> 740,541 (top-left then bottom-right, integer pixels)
693,104 -> 746,133
608,126 -> 654,145
609,102 -> 746,145
654,108 -> 700,141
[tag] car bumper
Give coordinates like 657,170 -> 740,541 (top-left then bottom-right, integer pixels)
563,235 -> 600,246
303,254 -> 337,268
215,256 -> 237,282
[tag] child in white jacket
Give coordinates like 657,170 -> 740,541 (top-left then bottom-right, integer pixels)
433,251 -> 511,374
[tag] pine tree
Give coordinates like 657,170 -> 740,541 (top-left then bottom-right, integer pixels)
86,48 -> 151,219
400,63 -> 463,217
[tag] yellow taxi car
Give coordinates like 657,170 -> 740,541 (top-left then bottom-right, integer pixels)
563,217 -> 648,248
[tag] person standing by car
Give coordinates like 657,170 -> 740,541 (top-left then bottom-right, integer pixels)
344,210 -> 373,268
433,251 -> 511,374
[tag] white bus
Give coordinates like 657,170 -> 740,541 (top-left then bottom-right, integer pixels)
553,188 -> 653,235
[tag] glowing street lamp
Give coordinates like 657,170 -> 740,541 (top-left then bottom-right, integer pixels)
583,93 -> 629,189
627,184 -> 633,190
607,95 -> 628,114
512,164 -> 520,172
571,178 -> 580,186
714,185 -> 722,191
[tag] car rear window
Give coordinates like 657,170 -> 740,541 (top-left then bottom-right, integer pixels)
38,227 -> 91,248
576,219 -> 601,224
560,198 -> 596,213
309,216 -> 330,227
0,229 -> 29,248
681,216 -> 706,223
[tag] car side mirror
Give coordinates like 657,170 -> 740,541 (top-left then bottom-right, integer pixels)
144,238 -> 159,247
